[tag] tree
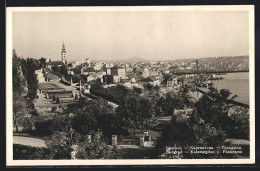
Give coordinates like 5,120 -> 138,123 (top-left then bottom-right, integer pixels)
60,65 -> 68,77
133,86 -> 142,96
163,74 -> 172,85
69,98 -> 115,138
21,58 -> 39,99
154,85 -> 160,95
52,95 -> 56,101
39,57 -> 46,68
52,64 -> 59,73
35,115 -> 72,136
75,131 -> 122,159
143,83 -> 153,95
45,131 -> 74,159
56,97 -> 60,104
116,97 -> 156,135
71,110 -> 98,135
12,50 -> 28,132
195,87 -> 238,130
75,94 -> 78,99
13,95 -> 26,133
74,65 -> 83,75
51,106 -> 57,113
158,92 -> 195,116
138,98 -> 157,132
155,110 -> 226,159
45,130 -> 121,159
227,106 -> 249,140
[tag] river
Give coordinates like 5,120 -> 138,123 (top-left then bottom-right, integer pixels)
190,72 -> 249,105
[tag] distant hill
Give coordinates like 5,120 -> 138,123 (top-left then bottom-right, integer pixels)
92,57 -> 149,63
123,57 -> 149,62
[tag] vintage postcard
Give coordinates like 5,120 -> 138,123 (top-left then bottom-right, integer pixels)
6,5 -> 255,166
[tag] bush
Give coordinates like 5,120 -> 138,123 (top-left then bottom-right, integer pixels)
22,118 -> 34,132
56,97 -> 60,104
34,115 -> 71,136
34,119 -> 54,136
13,144 -> 50,160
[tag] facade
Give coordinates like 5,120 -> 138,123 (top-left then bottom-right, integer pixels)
149,76 -> 160,86
113,75 -> 121,83
106,68 -> 111,75
142,71 -> 150,78
86,75 -> 95,82
111,67 -> 126,78
46,60 -> 63,69
45,90 -> 73,99
167,77 -> 178,87
81,67 -> 96,75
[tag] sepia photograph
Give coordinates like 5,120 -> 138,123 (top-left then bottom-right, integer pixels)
6,5 -> 255,165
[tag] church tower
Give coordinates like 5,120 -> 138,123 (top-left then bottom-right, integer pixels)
61,41 -> 67,64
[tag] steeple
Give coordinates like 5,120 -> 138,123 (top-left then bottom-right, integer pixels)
62,41 -> 66,53
61,41 -> 67,64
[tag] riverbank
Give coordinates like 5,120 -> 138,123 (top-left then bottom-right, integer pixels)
190,72 -> 249,105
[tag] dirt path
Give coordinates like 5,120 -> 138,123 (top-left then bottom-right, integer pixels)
13,136 -> 46,148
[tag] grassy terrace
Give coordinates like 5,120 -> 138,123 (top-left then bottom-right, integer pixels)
47,72 -> 60,81
38,83 -> 64,90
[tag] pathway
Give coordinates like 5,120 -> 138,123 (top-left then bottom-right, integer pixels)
13,136 -> 46,148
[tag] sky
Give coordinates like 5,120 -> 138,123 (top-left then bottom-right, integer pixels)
12,10 -> 249,61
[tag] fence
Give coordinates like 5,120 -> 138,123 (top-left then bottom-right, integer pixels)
117,138 -> 140,145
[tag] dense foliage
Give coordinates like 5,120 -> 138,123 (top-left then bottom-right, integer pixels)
12,49 -> 40,132
154,110 -> 226,159
116,97 -> 158,135
90,82 -> 136,105
154,87 -> 249,159
13,144 -> 50,160
45,130 -> 121,159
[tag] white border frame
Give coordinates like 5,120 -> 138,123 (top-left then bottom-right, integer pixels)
6,5 -> 255,166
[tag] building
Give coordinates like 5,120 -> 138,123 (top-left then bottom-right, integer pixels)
141,76 -> 160,86
46,60 -> 63,69
149,76 -> 160,86
186,65 -> 192,70
111,67 -> 126,78
44,90 -> 73,99
86,75 -> 95,82
167,77 -> 178,87
142,70 -> 150,78
67,70 -> 74,75
125,67 -> 133,73
81,67 -> 97,75
106,68 -> 111,75
113,75 -> 121,83
86,58 -> 90,65
120,79 -> 131,85
61,42 -> 67,64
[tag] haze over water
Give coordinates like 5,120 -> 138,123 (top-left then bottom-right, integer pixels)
191,72 -> 249,105
212,72 -> 249,105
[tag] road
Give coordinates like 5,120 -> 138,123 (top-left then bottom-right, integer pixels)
13,136 -> 46,147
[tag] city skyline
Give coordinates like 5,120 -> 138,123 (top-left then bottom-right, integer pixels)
12,9 -> 249,61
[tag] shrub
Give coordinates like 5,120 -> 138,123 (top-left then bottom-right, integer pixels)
22,118 -> 33,132
13,144 -> 50,160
